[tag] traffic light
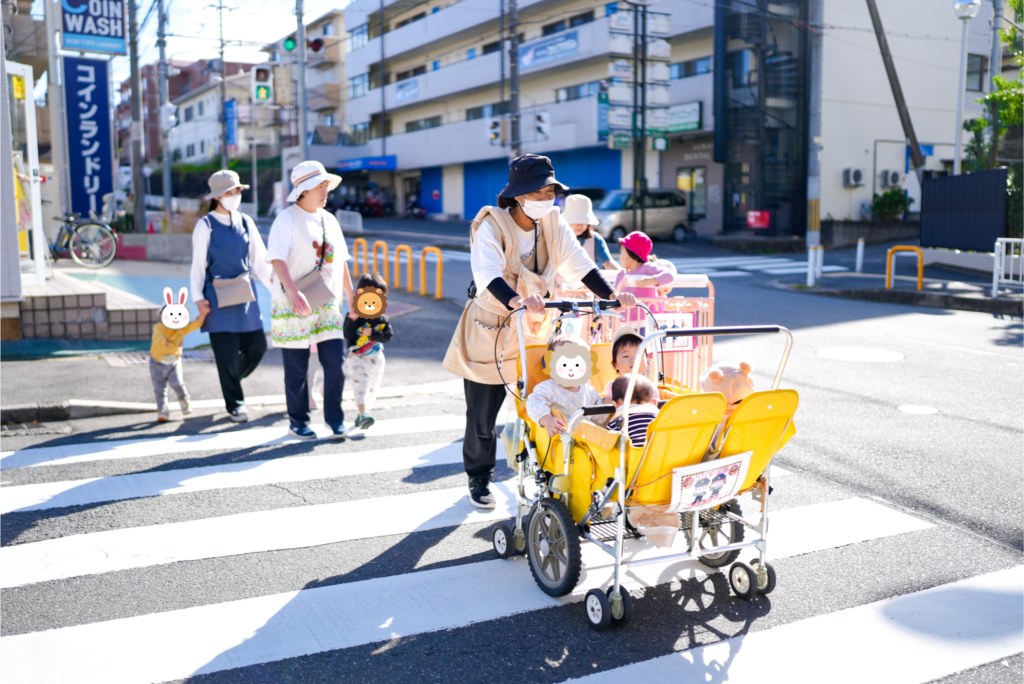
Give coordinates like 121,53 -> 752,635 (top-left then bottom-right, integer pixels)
536,112 -> 550,139
309,38 -> 324,52
283,36 -> 296,51
159,103 -> 178,132
252,66 -> 273,104
486,117 -> 501,145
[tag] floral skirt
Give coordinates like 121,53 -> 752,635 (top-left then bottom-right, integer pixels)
270,299 -> 345,348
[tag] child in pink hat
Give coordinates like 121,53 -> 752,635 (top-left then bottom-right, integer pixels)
613,232 -> 674,324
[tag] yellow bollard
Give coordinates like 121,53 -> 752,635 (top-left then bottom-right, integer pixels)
885,245 -> 923,291
352,238 -> 368,277
420,246 -> 443,300
394,244 -> 414,292
372,240 -> 389,282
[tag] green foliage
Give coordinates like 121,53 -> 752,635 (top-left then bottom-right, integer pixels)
870,188 -> 914,221
1008,162 -> 1023,239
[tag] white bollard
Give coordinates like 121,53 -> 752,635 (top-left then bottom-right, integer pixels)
807,247 -> 816,287
855,238 -> 864,273
816,245 -> 824,279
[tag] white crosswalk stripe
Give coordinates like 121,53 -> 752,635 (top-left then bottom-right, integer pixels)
669,255 -> 848,278
0,379 -> 1016,684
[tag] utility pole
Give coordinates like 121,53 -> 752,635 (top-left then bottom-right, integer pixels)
379,0 -> 387,155
499,0 -> 505,124
988,0 -> 1003,167
216,0 -> 229,168
639,4 -> 647,233
297,0 -> 309,159
157,0 -> 172,214
508,0 -> 520,156
44,0 -> 69,215
128,0 -> 146,233
250,138 -> 260,216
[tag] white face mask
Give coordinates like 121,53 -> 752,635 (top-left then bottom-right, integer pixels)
519,198 -> 554,221
219,194 -> 242,212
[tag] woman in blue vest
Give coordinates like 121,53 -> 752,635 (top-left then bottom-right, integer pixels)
190,170 -> 273,422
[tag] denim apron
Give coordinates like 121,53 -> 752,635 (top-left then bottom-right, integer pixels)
201,212 -> 263,334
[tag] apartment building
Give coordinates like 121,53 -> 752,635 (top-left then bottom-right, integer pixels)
296,0 -> 1004,234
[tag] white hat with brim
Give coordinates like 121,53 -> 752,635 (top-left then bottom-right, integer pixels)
204,169 -> 249,200
563,194 -> 599,226
287,160 -> 342,203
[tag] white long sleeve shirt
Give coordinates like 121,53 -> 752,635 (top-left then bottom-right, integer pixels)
470,208 -> 600,290
190,212 -> 273,304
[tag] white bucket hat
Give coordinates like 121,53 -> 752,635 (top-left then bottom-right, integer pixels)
204,169 -> 249,200
563,194 -> 599,226
287,160 -> 342,203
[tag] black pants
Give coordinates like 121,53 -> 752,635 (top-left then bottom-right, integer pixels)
282,338 -> 346,429
209,330 -> 267,412
463,379 -> 509,480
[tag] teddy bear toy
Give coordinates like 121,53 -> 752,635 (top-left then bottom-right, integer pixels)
700,361 -> 755,415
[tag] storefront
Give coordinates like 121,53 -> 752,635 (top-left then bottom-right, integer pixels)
659,135 -> 723,236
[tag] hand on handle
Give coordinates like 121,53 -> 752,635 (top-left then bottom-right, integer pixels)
510,293 -> 545,312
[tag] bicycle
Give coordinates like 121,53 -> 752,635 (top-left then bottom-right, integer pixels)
49,212 -> 119,269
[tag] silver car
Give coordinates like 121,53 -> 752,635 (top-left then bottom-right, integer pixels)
592,189 -> 693,243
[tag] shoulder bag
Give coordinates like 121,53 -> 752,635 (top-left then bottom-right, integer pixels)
287,210 -> 336,311
209,213 -> 257,308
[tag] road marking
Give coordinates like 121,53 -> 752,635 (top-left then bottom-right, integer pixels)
0,497 -> 933,684
698,271 -> 752,278
897,337 -> 1024,360
0,442 -> 477,514
0,414 -> 468,470
762,265 -> 849,275
816,347 -> 905,363
0,494 -> 928,590
897,405 -> 940,415
563,565 -> 1024,684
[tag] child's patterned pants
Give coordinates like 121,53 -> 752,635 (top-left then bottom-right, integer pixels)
344,351 -> 385,411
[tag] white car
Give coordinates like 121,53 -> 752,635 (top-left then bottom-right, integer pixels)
593,189 -> 694,243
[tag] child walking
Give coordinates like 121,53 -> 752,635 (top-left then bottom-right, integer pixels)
343,272 -> 394,430
151,287 -> 207,422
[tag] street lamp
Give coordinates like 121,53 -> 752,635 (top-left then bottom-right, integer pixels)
952,0 -> 981,175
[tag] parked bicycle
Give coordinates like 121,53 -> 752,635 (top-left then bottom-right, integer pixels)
50,212 -> 118,269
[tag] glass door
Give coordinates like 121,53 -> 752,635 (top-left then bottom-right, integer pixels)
676,166 -> 707,221
6,61 -> 46,286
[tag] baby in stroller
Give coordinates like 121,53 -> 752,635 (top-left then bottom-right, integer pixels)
606,374 -> 660,448
525,334 -> 610,437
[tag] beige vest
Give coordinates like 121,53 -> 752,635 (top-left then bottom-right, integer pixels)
442,206 -> 561,385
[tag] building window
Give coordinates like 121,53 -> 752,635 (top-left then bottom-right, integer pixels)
186,143 -> 195,157
325,114 -> 334,126
542,19 -> 566,35
349,73 -> 369,99
543,11 -> 593,35
352,122 -> 370,145
201,140 -> 205,153
323,23 -> 334,36
348,24 -> 369,52
395,65 -> 426,82
395,12 -> 425,29
198,101 -> 204,117
467,48 -> 476,60
671,56 -> 712,80
482,40 -> 501,55
605,2 -> 618,16
556,80 -> 602,102
730,49 -> 756,88
405,115 -> 443,132
184,105 -> 194,122
433,60 -> 440,70
676,167 -> 706,218
466,101 -> 510,120
570,10 -> 593,27
966,54 -> 987,91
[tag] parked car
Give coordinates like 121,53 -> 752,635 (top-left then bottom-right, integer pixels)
565,186 -> 608,203
592,189 -> 694,243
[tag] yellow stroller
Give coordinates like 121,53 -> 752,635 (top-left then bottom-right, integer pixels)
490,300 -> 798,630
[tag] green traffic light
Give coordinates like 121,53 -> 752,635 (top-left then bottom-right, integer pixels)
283,37 -> 296,51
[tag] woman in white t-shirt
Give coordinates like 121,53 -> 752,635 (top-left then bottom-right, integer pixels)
265,161 -> 355,439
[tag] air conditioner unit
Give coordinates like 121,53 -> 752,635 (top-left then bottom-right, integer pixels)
880,170 -> 903,187
843,168 -> 865,188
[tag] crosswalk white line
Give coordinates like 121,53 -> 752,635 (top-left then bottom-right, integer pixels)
0,442 -> 475,514
0,497 -> 933,684
0,414 -> 468,471
698,270 -> 751,278
0,493 -> 927,590
763,265 -> 849,275
562,565 -> 1024,684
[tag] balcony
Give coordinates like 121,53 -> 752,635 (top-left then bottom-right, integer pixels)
308,82 -> 342,112
309,37 -> 344,70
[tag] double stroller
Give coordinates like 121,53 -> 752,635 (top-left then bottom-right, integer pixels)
491,299 -> 798,630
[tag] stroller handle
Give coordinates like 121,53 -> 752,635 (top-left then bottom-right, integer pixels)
664,324 -> 782,338
544,300 -> 620,311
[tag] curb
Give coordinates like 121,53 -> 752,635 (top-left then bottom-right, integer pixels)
780,283 -> 1023,315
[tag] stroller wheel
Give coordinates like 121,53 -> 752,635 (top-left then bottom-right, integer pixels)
685,500 -> 745,568
493,522 -> 515,559
751,559 -> 777,595
606,587 -> 634,626
526,498 -> 582,597
729,562 -> 758,600
585,589 -> 612,631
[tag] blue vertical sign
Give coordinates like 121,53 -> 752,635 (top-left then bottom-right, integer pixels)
224,99 -> 238,152
63,56 -> 114,217
61,0 -> 127,55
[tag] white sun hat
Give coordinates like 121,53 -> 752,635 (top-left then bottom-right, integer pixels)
287,160 -> 342,203
563,194 -> 599,226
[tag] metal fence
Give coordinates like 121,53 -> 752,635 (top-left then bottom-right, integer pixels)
992,238 -> 1023,298
920,167 -> 1008,252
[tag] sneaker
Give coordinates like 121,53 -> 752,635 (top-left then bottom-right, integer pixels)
288,425 -> 317,439
356,413 -> 375,430
156,407 -> 170,423
328,423 -> 349,439
180,398 -> 192,416
468,478 -> 496,509
228,406 -> 249,423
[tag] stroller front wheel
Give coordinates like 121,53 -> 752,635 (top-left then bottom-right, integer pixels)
493,523 -> 515,559
526,497 -> 582,597
729,562 -> 758,600
585,589 -> 612,631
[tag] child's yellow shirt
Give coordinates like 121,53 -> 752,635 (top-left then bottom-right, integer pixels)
150,320 -> 203,364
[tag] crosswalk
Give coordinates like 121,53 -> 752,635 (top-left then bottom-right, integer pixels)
1,381 -> 1018,684
668,255 -> 849,278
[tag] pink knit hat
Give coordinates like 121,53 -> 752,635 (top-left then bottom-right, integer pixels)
619,232 -> 653,262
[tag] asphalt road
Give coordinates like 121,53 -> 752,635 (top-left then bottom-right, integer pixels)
1,245 -> 1021,684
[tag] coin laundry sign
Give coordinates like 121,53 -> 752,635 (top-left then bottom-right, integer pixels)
63,56 -> 114,216
62,0 -> 126,54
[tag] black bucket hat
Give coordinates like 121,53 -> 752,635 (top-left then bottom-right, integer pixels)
498,154 -> 569,198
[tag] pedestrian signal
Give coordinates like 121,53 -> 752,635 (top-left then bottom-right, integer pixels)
252,66 -> 273,103
536,112 -> 550,139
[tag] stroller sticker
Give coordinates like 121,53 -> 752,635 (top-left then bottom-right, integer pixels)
666,452 -> 752,513
657,312 -> 697,351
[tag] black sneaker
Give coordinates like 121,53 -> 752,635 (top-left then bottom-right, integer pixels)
468,478 -> 496,509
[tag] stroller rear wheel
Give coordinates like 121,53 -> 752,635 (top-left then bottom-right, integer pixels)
684,499 -> 745,568
526,497 -> 582,597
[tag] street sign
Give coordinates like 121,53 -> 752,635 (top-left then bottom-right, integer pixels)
273,66 -> 292,105
652,136 -> 669,151
63,56 -> 114,216
224,99 -> 238,152
747,210 -> 770,229
597,92 -> 609,142
667,102 -> 702,132
609,133 -> 631,150
61,0 -> 127,55
609,59 -> 632,79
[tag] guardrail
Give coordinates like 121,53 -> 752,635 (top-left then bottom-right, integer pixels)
886,245 -> 923,291
372,240 -> 389,284
350,239 -> 443,298
394,245 -> 413,292
420,246 -> 443,299
352,238 -> 368,277
992,238 -> 1024,298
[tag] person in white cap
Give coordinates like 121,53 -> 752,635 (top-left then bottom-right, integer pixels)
191,169 -> 273,423
563,194 -> 620,271
265,161 -> 354,439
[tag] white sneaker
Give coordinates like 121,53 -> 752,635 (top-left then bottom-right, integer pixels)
180,398 -> 192,415
229,406 -> 249,422
156,408 -> 170,423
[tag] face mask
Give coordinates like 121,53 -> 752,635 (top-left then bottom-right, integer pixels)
519,198 -> 554,220
219,194 -> 242,212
